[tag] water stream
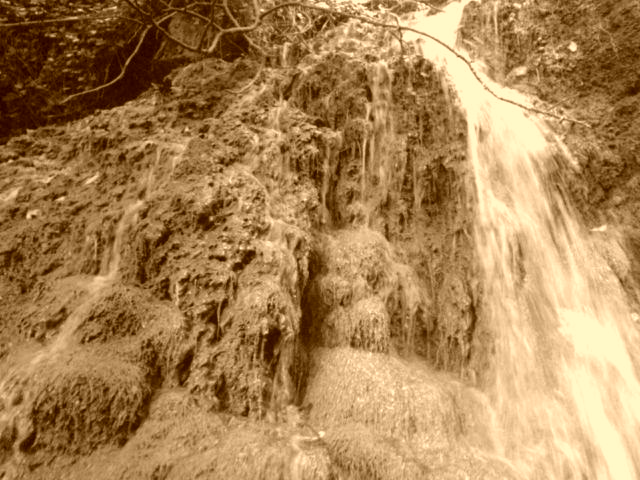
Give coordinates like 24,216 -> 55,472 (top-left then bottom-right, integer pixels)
404,2 -> 640,479
0,196 -> 146,445
26,199 -> 145,365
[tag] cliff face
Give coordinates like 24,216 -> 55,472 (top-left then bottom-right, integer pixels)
0,0 -> 639,478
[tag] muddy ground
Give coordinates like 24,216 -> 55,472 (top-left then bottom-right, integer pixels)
0,0 -> 639,478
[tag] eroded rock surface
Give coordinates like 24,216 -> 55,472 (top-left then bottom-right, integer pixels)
1,1 -> 637,478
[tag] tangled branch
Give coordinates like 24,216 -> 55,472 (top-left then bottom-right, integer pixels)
44,0 -> 590,126
60,25 -> 153,105
263,3 -> 590,127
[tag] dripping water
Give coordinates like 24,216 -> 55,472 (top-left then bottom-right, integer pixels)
32,199 -> 145,361
45,146 -> 167,356
25,147 -> 161,367
361,61 -> 396,226
404,2 -> 640,479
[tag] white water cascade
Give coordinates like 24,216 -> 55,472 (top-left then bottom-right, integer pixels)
404,2 -> 640,479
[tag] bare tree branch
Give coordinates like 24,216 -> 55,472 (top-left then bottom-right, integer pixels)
0,13 -> 144,28
196,0 -> 217,51
248,2 -> 591,127
218,0 -> 265,54
226,57 -> 265,94
223,0 -> 241,28
44,0 -> 590,127
126,0 -> 153,17
124,0 -> 202,53
60,24 -> 153,105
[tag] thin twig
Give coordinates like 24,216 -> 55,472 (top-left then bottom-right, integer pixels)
390,13 -> 406,55
197,0 -> 217,51
0,16 -> 95,28
421,1 -> 444,12
166,5 -> 211,24
126,0 -> 152,17
225,59 -> 265,94
47,0 -> 589,126
221,0 -> 266,55
253,2 -> 591,126
124,0 -> 202,53
0,13 -> 137,28
60,25 -> 152,104
223,0 -> 241,28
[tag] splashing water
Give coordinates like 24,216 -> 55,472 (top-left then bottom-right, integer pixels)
404,2 -> 640,478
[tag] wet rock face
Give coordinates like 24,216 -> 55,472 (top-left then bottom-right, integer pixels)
289,46 -> 478,372
302,229 -> 430,355
3,2 -> 640,476
0,280 -> 184,459
110,95 -> 322,418
0,12 -> 492,475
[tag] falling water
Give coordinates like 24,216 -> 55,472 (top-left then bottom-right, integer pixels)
404,2 -> 640,479
367,61 -> 394,205
100,199 -> 145,282
28,199 -> 145,362
360,61 -> 395,226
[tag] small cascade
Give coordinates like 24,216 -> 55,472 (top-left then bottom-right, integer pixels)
361,61 -> 395,225
320,138 -> 340,226
368,61 -> 394,204
0,142 -> 171,433
100,199 -> 145,283
269,96 -> 290,179
0,194 -> 148,452
405,2 -> 640,479
38,199 -> 145,360
360,129 -> 368,217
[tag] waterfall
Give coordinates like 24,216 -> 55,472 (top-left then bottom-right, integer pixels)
405,2 -> 640,478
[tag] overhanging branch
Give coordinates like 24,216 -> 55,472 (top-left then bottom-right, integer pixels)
60,25 -> 153,104
47,0 -> 591,126
255,3 -> 591,127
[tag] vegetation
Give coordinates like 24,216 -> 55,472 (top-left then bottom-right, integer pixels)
1,0 -> 567,144
0,0 -> 144,139
0,0 -> 343,141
